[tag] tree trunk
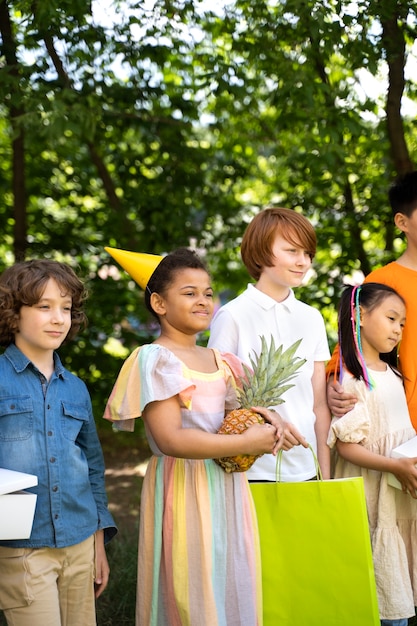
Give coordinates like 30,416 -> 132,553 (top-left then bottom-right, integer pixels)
381,7 -> 414,175
0,0 -> 27,260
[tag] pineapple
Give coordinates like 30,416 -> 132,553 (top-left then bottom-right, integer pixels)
215,336 -> 306,473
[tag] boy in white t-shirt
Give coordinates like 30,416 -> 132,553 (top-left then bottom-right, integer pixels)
208,207 -> 331,481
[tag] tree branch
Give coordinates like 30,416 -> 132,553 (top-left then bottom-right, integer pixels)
35,17 -> 127,217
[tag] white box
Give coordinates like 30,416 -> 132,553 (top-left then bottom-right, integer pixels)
0,468 -> 38,540
388,436 -> 417,490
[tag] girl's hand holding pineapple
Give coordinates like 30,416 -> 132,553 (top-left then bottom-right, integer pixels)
238,419 -> 280,458
252,406 -> 309,453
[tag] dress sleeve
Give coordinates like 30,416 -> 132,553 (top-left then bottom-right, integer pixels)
220,351 -> 246,412
103,344 -> 195,431
327,379 -> 371,448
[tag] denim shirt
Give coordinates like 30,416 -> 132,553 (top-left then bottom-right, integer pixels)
0,344 -> 117,548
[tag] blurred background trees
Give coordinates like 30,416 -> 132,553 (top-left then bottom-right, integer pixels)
1,0 -> 416,416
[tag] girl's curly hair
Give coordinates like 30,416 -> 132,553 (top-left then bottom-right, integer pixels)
0,259 -> 87,347
144,248 -> 209,321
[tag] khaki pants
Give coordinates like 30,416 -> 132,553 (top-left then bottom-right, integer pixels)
0,535 -> 96,626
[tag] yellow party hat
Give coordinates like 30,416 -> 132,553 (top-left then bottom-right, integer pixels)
105,247 -> 163,290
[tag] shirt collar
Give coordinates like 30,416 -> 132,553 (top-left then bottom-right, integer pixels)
246,283 -> 296,313
5,343 -> 66,378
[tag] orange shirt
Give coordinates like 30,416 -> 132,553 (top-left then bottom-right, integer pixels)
327,262 -> 417,429
365,263 -> 417,428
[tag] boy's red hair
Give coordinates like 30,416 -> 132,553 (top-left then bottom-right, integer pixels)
241,207 -> 317,281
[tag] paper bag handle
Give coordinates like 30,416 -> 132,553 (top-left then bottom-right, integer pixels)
276,443 -> 323,482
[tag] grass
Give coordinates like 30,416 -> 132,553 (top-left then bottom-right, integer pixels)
96,529 -> 138,625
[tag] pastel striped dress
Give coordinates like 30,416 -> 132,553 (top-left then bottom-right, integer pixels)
104,344 -> 262,626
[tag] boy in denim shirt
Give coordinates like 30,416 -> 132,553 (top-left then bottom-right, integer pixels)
0,260 -> 116,626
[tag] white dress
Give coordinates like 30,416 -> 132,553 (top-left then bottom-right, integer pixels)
328,367 -> 417,620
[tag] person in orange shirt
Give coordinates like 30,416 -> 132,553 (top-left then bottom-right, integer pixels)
328,171 -> 417,430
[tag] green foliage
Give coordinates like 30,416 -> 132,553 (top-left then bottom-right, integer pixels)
0,0 -> 416,418
96,531 -> 138,625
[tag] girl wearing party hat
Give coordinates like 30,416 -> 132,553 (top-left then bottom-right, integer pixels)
104,246 -> 300,626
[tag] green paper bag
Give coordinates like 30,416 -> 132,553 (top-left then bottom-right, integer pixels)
251,474 -> 379,625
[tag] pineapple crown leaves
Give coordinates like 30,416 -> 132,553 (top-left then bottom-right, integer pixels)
236,336 -> 306,409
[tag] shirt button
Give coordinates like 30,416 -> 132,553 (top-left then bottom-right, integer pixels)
10,404 -> 15,410
52,486 -> 58,492
54,514 -> 59,519
49,457 -> 56,463
47,431 -> 53,437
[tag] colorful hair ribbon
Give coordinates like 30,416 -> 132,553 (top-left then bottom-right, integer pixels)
350,285 -> 374,390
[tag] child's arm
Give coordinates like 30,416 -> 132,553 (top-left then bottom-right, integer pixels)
143,395 -> 279,459
312,361 -> 332,479
327,379 -> 357,417
336,440 -> 417,498
94,529 -> 110,598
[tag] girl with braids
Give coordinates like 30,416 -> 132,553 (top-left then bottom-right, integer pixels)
327,282 -> 417,626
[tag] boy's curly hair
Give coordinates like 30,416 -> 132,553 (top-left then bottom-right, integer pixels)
0,259 -> 87,347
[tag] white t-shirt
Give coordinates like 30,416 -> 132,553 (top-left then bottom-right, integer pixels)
208,284 -> 330,481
